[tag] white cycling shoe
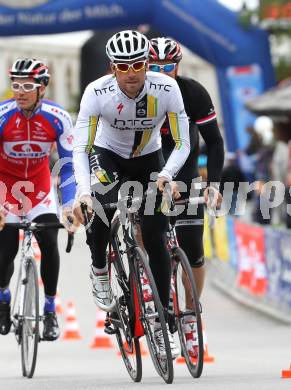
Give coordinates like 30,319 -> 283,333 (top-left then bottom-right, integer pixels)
90,267 -> 116,312
154,324 -> 180,359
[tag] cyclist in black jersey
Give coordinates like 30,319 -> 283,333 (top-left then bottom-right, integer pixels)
149,37 -> 224,357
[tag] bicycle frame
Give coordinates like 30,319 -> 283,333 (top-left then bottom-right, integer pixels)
82,197 -> 174,383
166,217 -> 179,250
6,216 -> 73,378
12,224 -> 39,337
10,218 -> 72,337
165,194 -> 208,250
21,231 -> 35,305
107,211 -> 145,338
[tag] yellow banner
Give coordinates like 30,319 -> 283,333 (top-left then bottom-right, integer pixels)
213,216 -> 229,262
203,214 -> 212,258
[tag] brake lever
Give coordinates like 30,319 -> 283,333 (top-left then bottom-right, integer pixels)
66,232 -> 74,253
81,202 -> 92,234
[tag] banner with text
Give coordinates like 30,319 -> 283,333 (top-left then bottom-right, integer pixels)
234,221 -> 267,296
265,227 -> 291,308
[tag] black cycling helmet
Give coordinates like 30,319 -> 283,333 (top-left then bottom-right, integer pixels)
149,37 -> 182,63
9,58 -> 50,86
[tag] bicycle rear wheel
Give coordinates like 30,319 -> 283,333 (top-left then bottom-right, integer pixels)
21,257 -> 40,378
133,246 -> 174,384
172,247 -> 203,378
108,218 -> 142,382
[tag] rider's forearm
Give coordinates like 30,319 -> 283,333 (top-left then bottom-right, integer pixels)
199,120 -> 224,184
73,111 -> 98,199
159,138 -> 190,181
159,112 -> 190,181
73,147 -> 91,198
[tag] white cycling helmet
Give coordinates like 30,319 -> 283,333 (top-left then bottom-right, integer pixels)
106,30 -> 149,62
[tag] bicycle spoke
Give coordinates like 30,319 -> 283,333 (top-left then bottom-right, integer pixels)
21,258 -> 39,378
173,247 -> 204,378
134,247 -> 174,384
107,218 -> 142,382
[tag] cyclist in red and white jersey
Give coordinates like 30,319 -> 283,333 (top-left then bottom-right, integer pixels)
0,58 -> 77,340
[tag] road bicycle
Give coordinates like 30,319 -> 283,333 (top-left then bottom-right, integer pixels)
128,192 -> 215,379
165,195 -> 206,378
82,196 -> 174,384
7,218 -> 74,378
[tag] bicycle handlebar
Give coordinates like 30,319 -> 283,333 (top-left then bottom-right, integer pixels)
174,196 -> 205,206
80,193 -> 216,228
81,194 -> 206,212
6,221 -> 64,230
5,222 -> 74,253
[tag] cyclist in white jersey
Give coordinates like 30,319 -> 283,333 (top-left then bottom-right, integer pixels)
73,30 -> 190,358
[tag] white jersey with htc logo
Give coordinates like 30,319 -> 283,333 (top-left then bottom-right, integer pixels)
73,71 -> 190,197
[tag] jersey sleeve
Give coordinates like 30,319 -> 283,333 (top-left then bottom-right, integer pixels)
187,80 -> 217,125
73,84 -> 100,198
159,80 -> 190,181
185,78 -> 224,184
0,99 -> 14,139
189,81 -> 224,184
55,111 -> 76,207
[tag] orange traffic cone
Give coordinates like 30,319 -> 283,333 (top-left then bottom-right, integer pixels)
90,308 -> 114,349
282,364 -> 291,378
19,230 -> 24,241
139,340 -> 148,356
38,276 -> 43,287
202,323 -> 215,363
55,290 -> 63,314
62,301 -> 82,340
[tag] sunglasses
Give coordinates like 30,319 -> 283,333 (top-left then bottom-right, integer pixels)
113,60 -> 146,73
149,63 -> 177,73
11,82 -> 42,92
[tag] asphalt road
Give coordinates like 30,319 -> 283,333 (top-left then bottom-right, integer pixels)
1,230 -> 291,389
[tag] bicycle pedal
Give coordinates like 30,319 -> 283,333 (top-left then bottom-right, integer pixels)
104,316 -> 116,335
104,326 -> 116,335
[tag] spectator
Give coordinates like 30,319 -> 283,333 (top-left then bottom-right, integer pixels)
220,153 -> 246,215
252,116 -> 274,225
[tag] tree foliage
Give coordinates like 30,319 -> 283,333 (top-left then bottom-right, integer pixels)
240,0 -> 291,34
239,1 -> 291,82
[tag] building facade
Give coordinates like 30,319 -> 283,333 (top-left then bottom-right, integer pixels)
0,32 -> 222,126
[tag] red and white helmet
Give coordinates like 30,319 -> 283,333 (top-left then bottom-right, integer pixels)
149,37 -> 182,62
9,58 -> 50,86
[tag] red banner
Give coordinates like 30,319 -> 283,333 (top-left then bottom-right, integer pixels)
234,221 -> 267,296
262,2 -> 291,20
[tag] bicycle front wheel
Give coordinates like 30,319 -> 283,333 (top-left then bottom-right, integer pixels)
133,247 -> 174,384
172,247 -> 204,378
109,217 -> 142,382
21,257 -> 40,378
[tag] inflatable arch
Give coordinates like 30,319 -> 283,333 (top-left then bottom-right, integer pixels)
0,0 -> 275,150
